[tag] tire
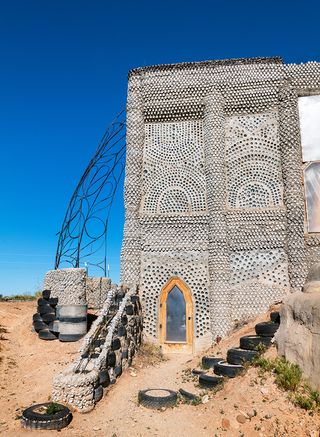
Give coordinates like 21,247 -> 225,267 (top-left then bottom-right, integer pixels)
112,338 -> 121,351
270,311 -> 280,324
138,389 -> 177,409
37,304 -> 54,315
33,321 -> 47,333
118,326 -> 126,337
38,298 -> 48,306
33,313 -> 42,322
121,315 -> 128,325
122,348 -> 128,359
199,374 -> 224,389
179,388 -> 199,401
214,360 -> 245,378
202,356 -> 222,369
48,320 -> 60,333
107,351 -> 116,367
131,295 -> 139,304
99,370 -> 110,388
42,290 -> 51,300
239,335 -> 273,351
21,403 -> 71,430
126,304 -> 134,315
94,385 -> 103,402
47,297 -> 58,306
192,368 -> 206,376
227,348 -> 259,365
38,329 -> 58,341
41,312 -> 56,323
114,365 -> 122,377
255,322 -> 279,337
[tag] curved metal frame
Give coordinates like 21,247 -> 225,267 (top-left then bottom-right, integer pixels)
55,110 -> 126,276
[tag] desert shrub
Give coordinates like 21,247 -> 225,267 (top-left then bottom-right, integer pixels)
136,341 -> 165,366
46,402 -> 63,415
292,393 -> 314,410
253,356 -> 274,372
273,358 -> 302,391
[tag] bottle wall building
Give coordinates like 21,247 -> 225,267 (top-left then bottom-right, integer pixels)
120,57 -> 320,352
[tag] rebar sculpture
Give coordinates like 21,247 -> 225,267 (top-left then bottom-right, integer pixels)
55,111 -> 126,276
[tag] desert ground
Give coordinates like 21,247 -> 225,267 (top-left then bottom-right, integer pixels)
0,301 -> 319,437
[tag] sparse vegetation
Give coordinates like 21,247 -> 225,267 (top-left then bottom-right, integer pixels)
46,402 -> 63,415
0,291 -> 41,302
136,341 -> 166,367
253,356 -> 320,410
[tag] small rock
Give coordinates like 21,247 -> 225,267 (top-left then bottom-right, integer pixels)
236,414 -> 247,424
93,426 -> 101,431
264,413 -> 272,419
247,409 -> 257,418
202,395 -> 209,404
221,418 -> 230,429
130,372 -> 137,377
260,387 -> 269,395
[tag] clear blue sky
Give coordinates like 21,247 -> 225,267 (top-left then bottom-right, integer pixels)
0,0 -> 319,295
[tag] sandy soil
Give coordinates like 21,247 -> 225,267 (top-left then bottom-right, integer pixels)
0,301 -> 319,437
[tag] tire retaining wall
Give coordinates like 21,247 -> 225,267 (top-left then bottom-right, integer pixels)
52,285 -> 143,412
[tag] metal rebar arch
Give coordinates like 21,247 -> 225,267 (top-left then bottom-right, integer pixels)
55,110 -> 126,276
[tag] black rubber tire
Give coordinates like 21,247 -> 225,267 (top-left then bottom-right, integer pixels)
202,356 -> 222,369
38,329 -> 58,341
41,312 -> 56,323
47,297 -> 58,306
94,385 -> 103,402
38,298 -> 48,306
107,351 -> 116,367
118,325 -> 127,337
270,311 -> 280,324
42,290 -> 51,300
112,338 -> 121,351
239,335 -> 273,351
179,388 -> 199,401
255,322 -> 279,337
99,370 -> 110,388
192,368 -> 206,376
114,365 -> 122,377
227,347 -> 259,365
199,374 -> 224,389
214,360 -> 245,378
37,304 -> 54,315
48,320 -> 60,333
121,315 -> 128,325
33,313 -> 42,322
21,403 -> 71,430
138,389 -> 177,409
122,348 -> 128,359
33,321 -> 48,333
131,295 -> 139,304
126,304 -> 134,315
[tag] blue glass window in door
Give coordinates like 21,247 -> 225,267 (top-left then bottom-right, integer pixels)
166,286 -> 186,342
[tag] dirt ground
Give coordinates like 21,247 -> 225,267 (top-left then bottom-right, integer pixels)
0,301 -> 319,437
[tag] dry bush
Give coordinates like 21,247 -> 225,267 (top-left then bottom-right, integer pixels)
136,341 -> 166,367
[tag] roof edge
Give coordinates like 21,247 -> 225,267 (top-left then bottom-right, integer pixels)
128,56 -> 283,78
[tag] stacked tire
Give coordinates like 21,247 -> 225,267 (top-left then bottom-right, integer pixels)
197,311 -> 281,386
32,290 -> 59,340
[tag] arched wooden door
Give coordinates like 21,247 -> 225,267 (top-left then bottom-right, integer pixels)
159,277 -> 193,353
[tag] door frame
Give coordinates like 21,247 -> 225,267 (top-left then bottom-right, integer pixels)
159,277 -> 194,354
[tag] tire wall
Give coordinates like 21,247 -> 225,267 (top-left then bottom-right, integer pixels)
52,285 -> 143,412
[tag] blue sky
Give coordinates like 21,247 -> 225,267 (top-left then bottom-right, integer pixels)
0,0 -> 319,295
